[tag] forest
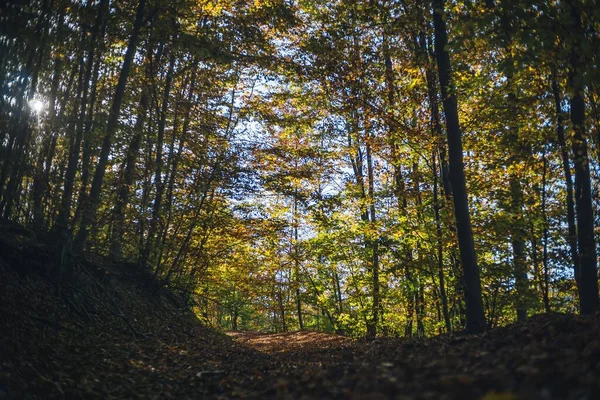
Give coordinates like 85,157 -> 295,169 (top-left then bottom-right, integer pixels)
1,0 -> 600,398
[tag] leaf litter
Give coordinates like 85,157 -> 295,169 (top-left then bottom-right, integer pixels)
1,226 -> 599,399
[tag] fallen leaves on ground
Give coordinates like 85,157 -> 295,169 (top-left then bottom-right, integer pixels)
1,228 -> 599,399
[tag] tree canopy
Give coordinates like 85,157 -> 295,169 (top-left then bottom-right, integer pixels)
1,0 -> 599,337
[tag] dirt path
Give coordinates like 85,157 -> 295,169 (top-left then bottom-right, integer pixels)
3,241 -> 600,400
227,331 -> 353,355
224,317 -> 600,400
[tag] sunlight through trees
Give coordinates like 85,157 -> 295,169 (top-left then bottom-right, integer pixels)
1,0 -> 599,337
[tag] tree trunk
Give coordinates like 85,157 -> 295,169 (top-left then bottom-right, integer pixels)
365,138 -> 380,340
74,0 -> 146,252
416,17 -> 452,333
568,6 -> 598,314
143,50 -> 175,267
56,2 -> 105,231
540,150 -> 550,312
32,5 -> 66,229
405,265 -> 415,337
293,191 -> 304,330
510,178 -> 528,321
433,151 -> 452,332
432,0 -> 486,333
73,0 -> 109,230
110,90 -> 149,259
552,76 -> 580,285
40,54 -> 79,231
0,0 -> 51,219
279,287 -> 287,332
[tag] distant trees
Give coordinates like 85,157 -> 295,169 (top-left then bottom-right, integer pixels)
0,0 -> 598,336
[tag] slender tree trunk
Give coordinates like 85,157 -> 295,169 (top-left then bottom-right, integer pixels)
110,90 -> 149,259
432,0 -> 486,333
541,150 -> 550,312
510,178 -> 529,321
433,151 -> 452,332
158,69 -> 196,264
40,54 -> 78,230
293,191 -> 304,330
57,5 -> 103,231
143,50 -> 175,267
55,51 -> 84,230
0,0 -> 51,218
365,139 -> 379,340
417,279 -> 425,337
232,309 -> 238,331
412,162 -> 427,337
278,286 -> 287,332
415,16 -> 452,332
0,53 -> 36,218
32,5 -> 66,229
155,72 -> 188,270
568,6 -> 598,314
73,0 -> 109,229
138,121 -> 154,258
552,76 -> 580,284
497,7 -> 530,321
335,270 -> 343,314
74,0 -> 146,252
405,265 -> 415,337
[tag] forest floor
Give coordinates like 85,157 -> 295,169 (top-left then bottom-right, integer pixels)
1,223 -> 600,399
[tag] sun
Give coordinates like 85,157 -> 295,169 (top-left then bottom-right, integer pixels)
27,98 -> 45,114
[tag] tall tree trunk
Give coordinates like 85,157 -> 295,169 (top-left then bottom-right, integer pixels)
0,0 -> 51,218
56,1 -> 105,231
412,162 -> 426,337
109,44 -> 155,260
348,101 -> 373,338
55,46 -> 86,231
73,0 -> 110,230
540,150 -> 550,312
110,90 -> 149,259
415,14 -> 452,333
432,0 -> 486,333
510,177 -> 528,321
74,0 -> 146,252
1,50 -> 38,217
552,76 -> 580,287
405,265 -> 415,338
496,6 -> 529,321
365,139 -> 380,340
433,151 -> 452,332
143,50 -> 175,267
138,119 -> 154,258
567,6 -> 598,314
158,69 -> 197,266
32,5 -> 66,229
417,278 -> 425,337
293,190 -> 304,330
39,54 -> 79,230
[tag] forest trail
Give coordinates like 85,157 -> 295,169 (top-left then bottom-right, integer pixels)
2,228 -> 600,399
227,331 -> 352,356
222,317 -> 600,399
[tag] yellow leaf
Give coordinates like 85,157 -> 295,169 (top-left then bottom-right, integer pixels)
481,392 -> 518,400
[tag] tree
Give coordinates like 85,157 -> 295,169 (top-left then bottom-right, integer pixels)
566,2 -> 598,315
74,0 -> 147,251
432,0 -> 486,334
2,0 -> 597,337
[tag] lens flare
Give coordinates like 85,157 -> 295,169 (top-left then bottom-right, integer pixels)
28,99 -> 45,113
